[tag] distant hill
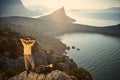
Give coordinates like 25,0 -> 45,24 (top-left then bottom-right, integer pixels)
39,7 -> 76,23
1,7 -> 76,35
69,7 -> 120,12
1,7 -> 120,37
0,0 -> 42,17
105,7 -> 120,11
69,7 -> 120,21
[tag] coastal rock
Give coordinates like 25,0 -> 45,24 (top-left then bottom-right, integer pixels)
9,70 -> 72,80
45,70 -> 71,80
61,55 -> 78,72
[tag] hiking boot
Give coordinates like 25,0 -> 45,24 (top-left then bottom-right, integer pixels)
26,70 -> 30,75
31,69 -> 35,73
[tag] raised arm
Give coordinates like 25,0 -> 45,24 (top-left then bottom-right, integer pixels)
31,40 -> 36,44
29,40 -> 36,46
20,38 -> 26,46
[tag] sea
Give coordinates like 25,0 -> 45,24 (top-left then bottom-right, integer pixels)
66,10 -> 120,27
58,10 -> 120,80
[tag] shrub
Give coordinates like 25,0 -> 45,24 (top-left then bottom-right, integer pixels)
3,67 -> 24,79
69,67 -> 93,80
0,71 -> 7,80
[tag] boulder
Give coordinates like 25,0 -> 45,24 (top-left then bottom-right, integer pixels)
45,70 -> 71,80
9,70 -> 72,80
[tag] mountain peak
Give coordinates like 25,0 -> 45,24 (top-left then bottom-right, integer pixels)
52,7 -> 66,16
39,7 -> 75,23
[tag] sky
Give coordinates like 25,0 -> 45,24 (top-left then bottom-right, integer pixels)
21,0 -> 120,10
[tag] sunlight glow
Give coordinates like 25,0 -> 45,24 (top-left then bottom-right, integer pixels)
21,0 -> 120,10
21,0 -> 62,10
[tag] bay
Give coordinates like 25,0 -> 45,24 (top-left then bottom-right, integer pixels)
59,33 -> 120,80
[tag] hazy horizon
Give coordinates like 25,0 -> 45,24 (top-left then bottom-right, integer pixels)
21,0 -> 120,10
0,0 -> 120,26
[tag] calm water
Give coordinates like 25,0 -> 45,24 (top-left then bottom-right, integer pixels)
59,33 -> 120,80
66,10 -> 120,26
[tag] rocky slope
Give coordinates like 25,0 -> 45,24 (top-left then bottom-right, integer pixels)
9,70 -> 72,80
0,22 -> 93,80
0,19 -> 66,55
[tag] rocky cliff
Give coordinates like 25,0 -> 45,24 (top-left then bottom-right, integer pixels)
0,24 -> 93,80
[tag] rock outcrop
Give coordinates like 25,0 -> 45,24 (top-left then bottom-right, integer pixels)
9,70 -> 72,80
40,7 -> 75,23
